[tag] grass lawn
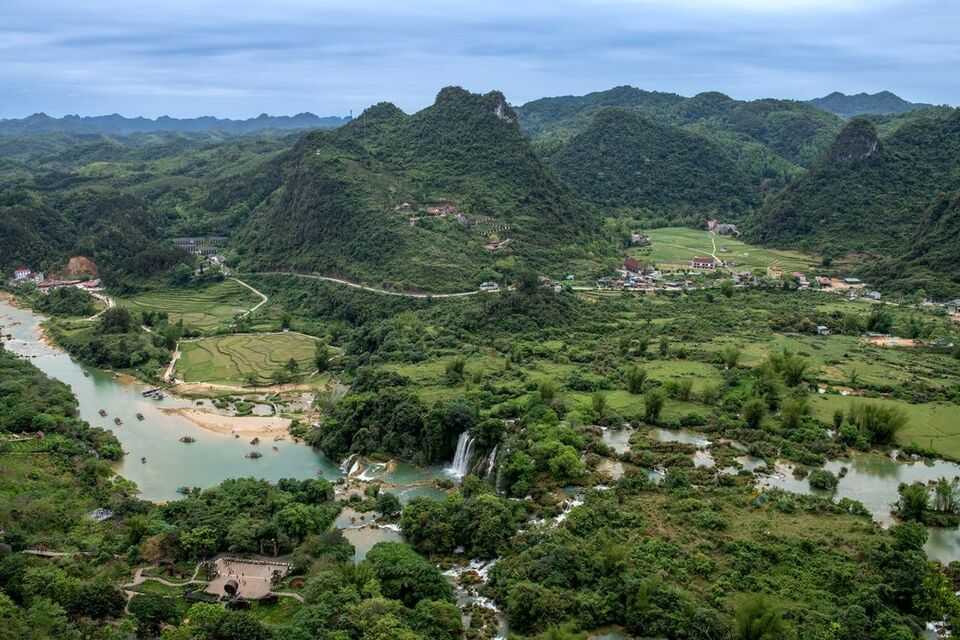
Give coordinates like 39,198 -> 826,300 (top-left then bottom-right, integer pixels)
250,597 -> 303,624
175,332 -> 319,385
129,580 -> 188,596
638,227 -> 819,272
122,280 -> 261,331
809,394 -> 960,459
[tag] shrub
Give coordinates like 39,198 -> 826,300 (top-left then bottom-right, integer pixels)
808,469 -> 838,491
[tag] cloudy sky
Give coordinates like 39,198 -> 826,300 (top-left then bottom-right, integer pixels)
1,0 -> 957,118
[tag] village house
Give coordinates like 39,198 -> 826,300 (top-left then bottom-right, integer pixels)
13,266 -> 31,280
816,325 -> 831,336
767,265 -> 783,279
630,232 -> 650,246
946,300 -> 960,316
624,257 -> 645,273
816,276 -> 831,287
691,256 -> 718,270
479,281 -> 499,292
792,272 -> 808,287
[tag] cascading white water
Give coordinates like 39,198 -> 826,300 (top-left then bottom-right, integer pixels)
340,453 -> 358,475
447,432 -> 476,478
485,445 -> 498,478
495,446 -> 508,492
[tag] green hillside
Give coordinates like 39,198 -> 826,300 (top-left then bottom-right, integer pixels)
809,90 -> 935,119
233,87 -> 607,291
747,110 -> 960,258
515,85 -> 842,167
864,188 -> 960,298
543,108 -> 757,215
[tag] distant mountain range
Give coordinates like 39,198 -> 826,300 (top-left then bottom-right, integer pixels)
808,91 -> 936,119
0,112 -> 351,136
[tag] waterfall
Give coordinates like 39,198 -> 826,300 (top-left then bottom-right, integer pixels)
447,432 -> 476,479
485,445 -> 499,478
495,446 -> 508,492
340,453 -> 358,475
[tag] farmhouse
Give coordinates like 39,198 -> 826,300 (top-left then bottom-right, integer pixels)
624,257 -> 644,273
630,232 -> 650,246
479,281 -> 499,292
13,266 -> 31,280
816,276 -> 831,287
767,265 -> 783,279
945,300 -> 960,315
691,256 -> 718,270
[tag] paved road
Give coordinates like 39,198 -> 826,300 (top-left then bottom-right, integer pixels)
230,277 -> 269,316
248,271 -> 499,298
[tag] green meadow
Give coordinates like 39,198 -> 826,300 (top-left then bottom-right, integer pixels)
123,279 -> 260,331
175,332 -> 318,385
638,226 -> 819,272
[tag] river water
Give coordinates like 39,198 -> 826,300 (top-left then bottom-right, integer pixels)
0,298 -> 342,501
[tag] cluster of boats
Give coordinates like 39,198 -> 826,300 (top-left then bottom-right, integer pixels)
97,408 -> 145,425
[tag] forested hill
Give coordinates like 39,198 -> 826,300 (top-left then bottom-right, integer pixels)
233,86 -> 607,291
515,85 -> 842,167
808,91 -> 936,119
542,108 -> 758,216
746,109 -> 960,259
0,112 -> 349,136
0,131 -> 294,284
863,188 -> 960,299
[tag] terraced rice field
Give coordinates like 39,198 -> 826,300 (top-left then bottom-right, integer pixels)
175,333 -> 318,385
637,227 -> 819,272
123,281 -> 260,331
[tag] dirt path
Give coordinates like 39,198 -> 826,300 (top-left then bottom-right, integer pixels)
85,293 -> 114,320
230,276 -> 269,316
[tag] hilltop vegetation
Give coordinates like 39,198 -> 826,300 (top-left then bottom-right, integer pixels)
809,90 -> 936,119
233,87 -> 608,291
516,84 -> 842,167
542,108 -> 758,216
747,110 -> 960,278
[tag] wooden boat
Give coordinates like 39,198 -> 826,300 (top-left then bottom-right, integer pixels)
245,451 -> 263,459
99,409 -> 107,416
179,436 -> 196,443
83,371 -> 90,377
272,446 -> 279,451
113,417 -> 122,425
136,413 -> 144,421
177,487 -> 192,495
250,437 -> 260,445
141,457 -> 147,464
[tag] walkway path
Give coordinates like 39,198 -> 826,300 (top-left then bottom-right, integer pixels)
248,271 -> 497,298
85,292 -> 114,320
230,277 -> 269,316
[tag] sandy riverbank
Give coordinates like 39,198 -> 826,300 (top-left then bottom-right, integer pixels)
161,407 -> 292,438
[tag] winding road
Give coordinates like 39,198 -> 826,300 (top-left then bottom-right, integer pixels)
247,271 -> 499,298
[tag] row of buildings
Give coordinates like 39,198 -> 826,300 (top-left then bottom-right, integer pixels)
8,265 -> 101,292
171,236 -> 228,257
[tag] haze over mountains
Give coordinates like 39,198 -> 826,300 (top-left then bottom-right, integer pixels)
0,85 -> 958,296
0,112 -> 350,136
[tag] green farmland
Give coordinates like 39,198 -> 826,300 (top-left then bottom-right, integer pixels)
637,226 -> 819,272
123,280 -> 261,331
175,332 -> 318,385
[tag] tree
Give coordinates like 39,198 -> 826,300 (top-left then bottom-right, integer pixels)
625,366 -> 647,394
780,397 -> 807,430
897,483 -> 930,522
377,492 -> 402,518
314,342 -> 330,372
732,594 -> 789,640
932,477 -> 960,514
591,392 -> 607,417
720,279 -> 734,298
518,270 -> 540,294
538,379 -> 557,404
849,403 -> 908,445
722,346 -> 741,370
644,389 -> 665,421
364,542 -> 453,608
181,525 -> 218,558
658,336 -> 669,357
742,398 -> 766,429
242,371 -> 259,387
808,469 -> 838,491
275,503 -> 315,543
98,307 -> 133,334
280,312 -> 292,330
128,594 -> 180,634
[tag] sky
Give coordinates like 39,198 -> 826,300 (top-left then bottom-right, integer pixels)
0,0 -> 957,119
